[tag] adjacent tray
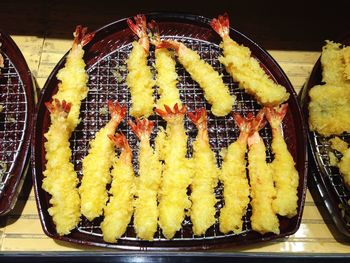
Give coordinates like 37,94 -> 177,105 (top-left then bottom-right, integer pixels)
0,31 -> 34,216
300,34 -> 350,238
32,13 -> 308,250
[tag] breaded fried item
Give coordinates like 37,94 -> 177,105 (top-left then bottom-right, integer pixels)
321,41 -> 350,87
101,134 -> 135,243
247,110 -> 279,235
126,14 -> 155,118
339,147 -> 350,187
210,13 -> 289,107
330,137 -> 349,153
129,118 -> 162,241
80,101 -> 126,221
188,108 -> 219,236
343,46 -> 350,80
219,112 -> 251,234
308,84 -> 350,136
265,104 -> 299,218
155,104 -> 192,239
157,41 -> 235,117
43,100 -> 81,235
148,20 -> 182,112
329,137 -> 350,187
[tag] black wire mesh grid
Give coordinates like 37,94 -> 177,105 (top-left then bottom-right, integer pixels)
311,131 -> 350,223
0,52 -> 27,196
67,35 -> 278,241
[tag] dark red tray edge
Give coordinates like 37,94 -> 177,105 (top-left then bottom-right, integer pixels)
0,30 -> 35,216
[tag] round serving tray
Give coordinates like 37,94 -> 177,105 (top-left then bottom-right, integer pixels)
32,13 -> 308,250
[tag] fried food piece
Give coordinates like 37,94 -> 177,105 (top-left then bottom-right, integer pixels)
101,134 -> 135,243
188,108 -> 219,236
53,25 -> 94,132
126,14 -> 155,118
329,137 -> 350,187
129,118 -> 162,241
43,99 -> 81,235
320,41 -> 350,87
210,13 -> 289,106
148,21 -> 182,111
219,112 -> 252,234
308,84 -> 350,136
80,101 -> 126,221
155,104 -> 192,239
339,148 -> 350,187
247,110 -> 279,234
157,42 -> 234,117
343,46 -> 350,80
265,104 -> 299,218
330,137 -> 349,153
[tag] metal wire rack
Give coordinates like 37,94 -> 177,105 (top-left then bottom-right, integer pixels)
311,131 -> 350,217
0,52 -> 27,195
69,36 -> 276,241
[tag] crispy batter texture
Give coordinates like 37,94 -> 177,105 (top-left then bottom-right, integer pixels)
308,84 -> 350,136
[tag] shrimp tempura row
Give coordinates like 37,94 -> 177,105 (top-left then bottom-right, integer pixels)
188,109 -> 219,236
210,13 -> 289,107
80,101 -> 126,221
247,110 -> 280,234
265,105 -> 299,218
129,118 -> 162,241
219,112 -> 252,234
43,26 -> 94,235
126,14 -> 155,118
43,100 -> 81,235
156,104 -> 193,239
53,25 -> 95,132
158,41 -> 235,117
148,20 -> 182,111
101,134 -> 135,243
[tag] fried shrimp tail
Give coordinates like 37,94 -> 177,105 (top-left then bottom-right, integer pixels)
219,112 -> 252,234
157,40 -> 234,117
148,20 -> 182,111
210,13 -> 289,106
43,99 -> 81,235
188,108 -> 219,236
80,101 -> 126,221
156,103 -> 192,239
247,110 -> 279,234
265,104 -> 299,218
129,118 -> 162,240
100,133 -> 135,243
126,14 -> 155,118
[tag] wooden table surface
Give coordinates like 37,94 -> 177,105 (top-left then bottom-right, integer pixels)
0,0 -> 350,254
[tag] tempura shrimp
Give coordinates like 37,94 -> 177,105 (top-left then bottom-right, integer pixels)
148,20 -> 182,111
247,110 -> 279,234
155,104 -> 192,239
129,118 -> 162,241
53,25 -> 94,132
188,108 -> 219,236
157,41 -> 234,117
42,99 -> 81,235
210,13 -> 289,106
80,101 -> 126,221
100,133 -> 135,243
265,104 -> 299,218
126,14 -> 155,118
219,112 -> 252,234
